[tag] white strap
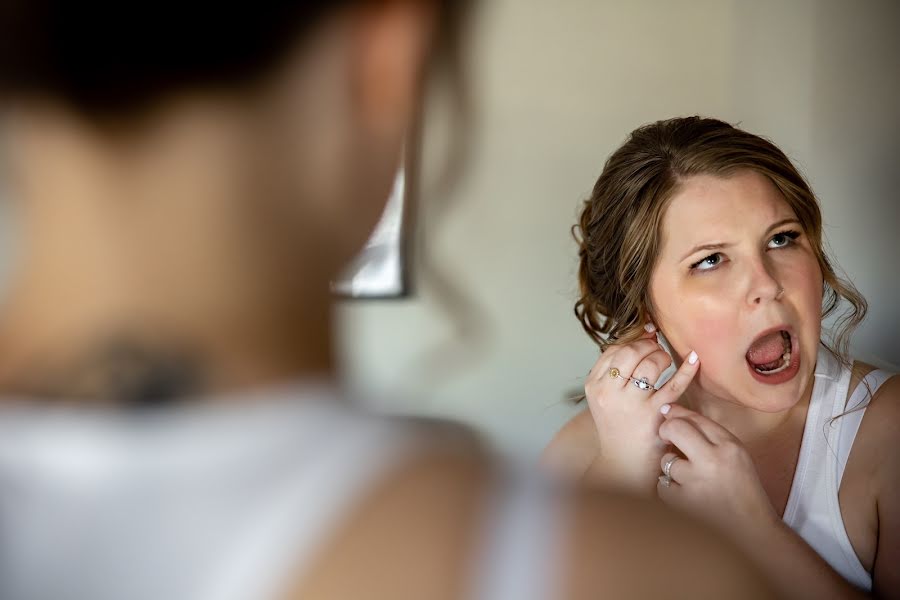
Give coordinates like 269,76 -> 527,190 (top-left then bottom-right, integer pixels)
200,418 -> 418,600
836,370 -> 894,485
467,462 -> 567,600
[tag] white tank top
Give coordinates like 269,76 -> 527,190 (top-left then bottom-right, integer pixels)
0,383 -> 565,600
783,345 -> 894,591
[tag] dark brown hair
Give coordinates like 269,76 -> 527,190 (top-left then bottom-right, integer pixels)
574,116 -> 866,365
0,1 -> 471,118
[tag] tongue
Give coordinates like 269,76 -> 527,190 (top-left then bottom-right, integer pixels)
746,331 -> 787,366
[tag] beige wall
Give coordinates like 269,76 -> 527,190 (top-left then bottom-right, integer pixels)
337,0 -> 900,456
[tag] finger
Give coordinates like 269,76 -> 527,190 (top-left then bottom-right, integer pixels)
608,339 -> 664,373
652,350 -> 699,407
632,349 -> 673,385
640,321 -> 658,340
588,338 -> 661,390
656,474 -> 683,505
659,403 -> 734,444
659,452 -> 690,483
658,416 -> 713,460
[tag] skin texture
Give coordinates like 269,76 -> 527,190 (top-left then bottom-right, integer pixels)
544,170 -> 900,598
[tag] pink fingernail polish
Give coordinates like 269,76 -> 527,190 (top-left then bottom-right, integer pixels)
644,323 -> 656,333
688,351 -> 698,365
660,404 -> 671,415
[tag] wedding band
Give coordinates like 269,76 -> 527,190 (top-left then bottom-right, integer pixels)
663,455 -> 680,478
658,475 -> 671,488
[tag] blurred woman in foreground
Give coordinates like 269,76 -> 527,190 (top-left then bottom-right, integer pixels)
0,3 -> 773,599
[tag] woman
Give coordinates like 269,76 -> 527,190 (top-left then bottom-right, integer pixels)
543,117 -> 900,598
0,4 -> 774,600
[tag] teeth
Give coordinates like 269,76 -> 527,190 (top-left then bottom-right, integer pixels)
755,351 -> 791,375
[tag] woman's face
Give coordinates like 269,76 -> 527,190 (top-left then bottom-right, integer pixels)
649,170 -> 823,412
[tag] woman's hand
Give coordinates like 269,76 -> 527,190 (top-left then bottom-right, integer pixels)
656,403 -> 779,538
583,324 -> 700,495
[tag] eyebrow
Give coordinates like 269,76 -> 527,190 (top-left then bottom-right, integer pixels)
679,218 -> 802,262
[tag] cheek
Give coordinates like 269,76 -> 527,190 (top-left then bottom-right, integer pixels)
660,296 -> 742,362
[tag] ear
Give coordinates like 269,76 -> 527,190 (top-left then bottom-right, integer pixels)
351,1 -> 435,141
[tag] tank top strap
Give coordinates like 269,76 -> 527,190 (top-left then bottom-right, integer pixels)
199,402 -> 430,600
835,367 -> 895,485
466,460 -> 569,600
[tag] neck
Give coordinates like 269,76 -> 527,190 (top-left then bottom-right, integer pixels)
682,377 -> 814,446
0,104 -> 337,404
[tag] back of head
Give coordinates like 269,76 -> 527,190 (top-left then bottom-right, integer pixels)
0,0 -> 471,402
0,1 -> 467,118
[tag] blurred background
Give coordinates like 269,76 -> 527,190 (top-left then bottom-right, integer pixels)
2,0 -> 899,457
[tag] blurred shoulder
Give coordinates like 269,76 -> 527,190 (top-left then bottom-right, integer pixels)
563,489 -> 776,599
284,415 -> 774,600
540,407 -> 599,479
286,417 -> 491,600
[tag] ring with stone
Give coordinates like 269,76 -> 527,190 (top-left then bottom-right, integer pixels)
608,367 -> 625,380
632,376 -> 656,392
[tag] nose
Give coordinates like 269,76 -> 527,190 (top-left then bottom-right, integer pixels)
746,255 -> 783,306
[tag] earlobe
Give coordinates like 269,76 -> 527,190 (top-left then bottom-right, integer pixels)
352,1 -> 434,140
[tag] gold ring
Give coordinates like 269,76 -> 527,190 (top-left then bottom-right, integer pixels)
608,367 -> 620,379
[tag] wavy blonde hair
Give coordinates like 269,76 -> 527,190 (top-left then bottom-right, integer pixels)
574,117 -> 866,368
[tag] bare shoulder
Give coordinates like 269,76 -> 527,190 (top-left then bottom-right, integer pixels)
564,489 -> 776,599
540,407 -> 600,479
844,360 -> 900,482
849,365 -> 900,595
283,417 -> 774,600
286,424 -> 491,600
852,361 -> 900,450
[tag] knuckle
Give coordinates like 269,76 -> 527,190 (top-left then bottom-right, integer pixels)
616,347 -> 639,364
720,440 -> 745,459
668,379 -> 681,395
658,419 -> 677,437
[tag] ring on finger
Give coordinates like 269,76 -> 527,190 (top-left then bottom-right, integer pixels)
662,455 -> 681,478
632,376 -> 656,392
608,368 -> 657,392
658,475 -> 672,488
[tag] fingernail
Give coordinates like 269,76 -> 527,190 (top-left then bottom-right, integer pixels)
688,351 -> 698,365
660,404 -> 671,415
644,323 -> 656,333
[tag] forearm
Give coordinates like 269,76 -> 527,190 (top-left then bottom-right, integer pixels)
736,519 -> 867,600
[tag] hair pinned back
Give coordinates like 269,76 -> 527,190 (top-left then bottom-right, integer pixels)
574,117 -> 866,366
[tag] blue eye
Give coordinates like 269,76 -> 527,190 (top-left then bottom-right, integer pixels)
768,230 -> 800,249
690,253 -> 722,272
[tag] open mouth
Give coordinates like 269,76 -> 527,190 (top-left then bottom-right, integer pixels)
746,329 -> 792,375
